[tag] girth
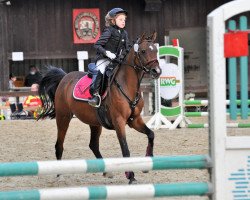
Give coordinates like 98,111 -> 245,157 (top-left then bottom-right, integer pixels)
96,104 -> 114,130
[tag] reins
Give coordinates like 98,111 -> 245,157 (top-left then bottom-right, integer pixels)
113,71 -> 144,121
111,38 -> 156,121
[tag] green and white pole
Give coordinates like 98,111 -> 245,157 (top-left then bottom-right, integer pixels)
187,123 -> 250,128
0,182 -> 212,200
0,155 -> 210,177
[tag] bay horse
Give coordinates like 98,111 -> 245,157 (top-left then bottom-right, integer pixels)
38,32 -> 162,184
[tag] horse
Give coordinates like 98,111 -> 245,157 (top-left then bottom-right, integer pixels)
38,32 -> 162,184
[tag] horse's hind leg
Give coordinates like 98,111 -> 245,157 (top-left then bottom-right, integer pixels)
55,112 -> 72,160
89,125 -> 102,158
89,125 -> 113,178
128,116 -> 154,157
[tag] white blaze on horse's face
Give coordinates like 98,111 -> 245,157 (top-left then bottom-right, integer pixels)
149,45 -> 154,51
134,43 -> 139,52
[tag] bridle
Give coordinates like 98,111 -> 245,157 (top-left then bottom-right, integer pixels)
132,40 -> 159,75
112,38 -> 160,121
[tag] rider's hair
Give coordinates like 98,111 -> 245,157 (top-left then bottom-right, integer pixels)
105,13 -> 114,27
105,13 -> 126,27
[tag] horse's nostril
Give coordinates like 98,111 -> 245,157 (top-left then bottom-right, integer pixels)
152,67 -> 161,75
150,68 -> 160,79
152,69 -> 157,74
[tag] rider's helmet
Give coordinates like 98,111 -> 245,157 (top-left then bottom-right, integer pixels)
105,8 -> 128,27
108,8 -> 128,18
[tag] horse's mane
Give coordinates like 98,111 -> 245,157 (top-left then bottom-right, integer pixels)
108,42 -> 135,85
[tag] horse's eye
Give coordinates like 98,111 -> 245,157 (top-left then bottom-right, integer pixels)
141,50 -> 146,53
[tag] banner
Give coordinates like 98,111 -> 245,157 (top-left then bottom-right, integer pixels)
73,8 -> 100,44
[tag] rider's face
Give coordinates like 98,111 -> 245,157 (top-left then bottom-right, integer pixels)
115,14 -> 126,29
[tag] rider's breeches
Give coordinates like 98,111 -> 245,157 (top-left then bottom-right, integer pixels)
96,59 -> 110,74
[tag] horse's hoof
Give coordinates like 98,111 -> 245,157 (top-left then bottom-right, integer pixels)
129,178 -> 137,185
103,172 -> 114,178
142,170 -> 149,173
56,174 -> 65,182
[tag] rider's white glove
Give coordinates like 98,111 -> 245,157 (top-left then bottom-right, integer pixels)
106,51 -> 116,60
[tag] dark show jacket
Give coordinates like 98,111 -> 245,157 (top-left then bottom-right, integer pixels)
94,25 -> 130,61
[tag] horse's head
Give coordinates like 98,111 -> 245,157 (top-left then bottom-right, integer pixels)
132,32 -> 162,79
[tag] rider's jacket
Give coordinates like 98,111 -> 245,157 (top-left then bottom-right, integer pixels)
94,25 -> 130,62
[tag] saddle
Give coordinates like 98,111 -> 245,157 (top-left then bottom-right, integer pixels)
73,62 -> 117,130
73,63 -> 110,102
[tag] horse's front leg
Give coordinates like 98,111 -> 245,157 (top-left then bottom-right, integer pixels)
88,125 -> 113,178
114,118 -> 137,184
128,116 -> 154,157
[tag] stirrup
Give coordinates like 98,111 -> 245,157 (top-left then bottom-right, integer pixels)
88,94 -> 101,108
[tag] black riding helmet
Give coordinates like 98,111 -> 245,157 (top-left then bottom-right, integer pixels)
108,8 -> 128,18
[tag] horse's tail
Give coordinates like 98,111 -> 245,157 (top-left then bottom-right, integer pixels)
38,67 -> 66,120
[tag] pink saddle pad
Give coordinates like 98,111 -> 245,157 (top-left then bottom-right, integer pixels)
73,75 -> 92,101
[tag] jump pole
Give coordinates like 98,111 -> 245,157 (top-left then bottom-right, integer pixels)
0,155 -> 210,177
0,155 -> 212,200
0,182 -> 212,200
187,123 -> 250,128
184,99 -> 250,106
184,99 -> 250,128
185,112 -> 250,117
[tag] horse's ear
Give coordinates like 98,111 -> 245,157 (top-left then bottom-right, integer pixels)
151,31 -> 157,42
139,32 -> 146,43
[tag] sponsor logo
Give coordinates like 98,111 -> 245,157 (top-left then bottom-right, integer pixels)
160,77 -> 180,86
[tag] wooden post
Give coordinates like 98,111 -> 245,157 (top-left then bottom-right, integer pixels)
0,5 -> 9,91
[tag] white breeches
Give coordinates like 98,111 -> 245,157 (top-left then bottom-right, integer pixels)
96,59 -> 111,74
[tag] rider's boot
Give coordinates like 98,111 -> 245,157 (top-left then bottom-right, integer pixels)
88,71 -> 103,107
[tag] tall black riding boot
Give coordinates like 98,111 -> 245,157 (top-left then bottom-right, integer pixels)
88,71 -> 103,107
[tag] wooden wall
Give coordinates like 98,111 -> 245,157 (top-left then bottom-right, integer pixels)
1,0 -> 226,90
6,0 -> 225,55
0,5 -> 9,90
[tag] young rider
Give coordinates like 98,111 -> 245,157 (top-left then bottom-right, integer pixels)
88,8 -> 130,107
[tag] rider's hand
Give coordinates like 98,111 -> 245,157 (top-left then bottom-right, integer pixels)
106,51 -> 116,60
